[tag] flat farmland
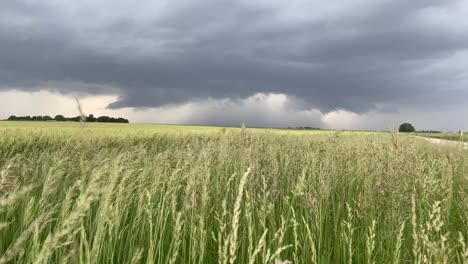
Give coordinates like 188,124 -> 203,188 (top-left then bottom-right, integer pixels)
0,122 -> 467,263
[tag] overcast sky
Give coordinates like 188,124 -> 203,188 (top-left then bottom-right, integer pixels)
1,0 -> 467,130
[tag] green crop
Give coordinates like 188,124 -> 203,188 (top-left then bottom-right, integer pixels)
0,122 -> 467,263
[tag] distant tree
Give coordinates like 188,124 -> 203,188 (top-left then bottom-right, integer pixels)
54,115 -> 66,121
116,117 -> 129,123
8,114 -> 129,123
399,123 -> 415,133
86,114 -> 96,122
97,116 -> 110,122
417,130 -> 441,134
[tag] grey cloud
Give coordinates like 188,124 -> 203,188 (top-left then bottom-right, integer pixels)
176,93 -> 324,128
1,0 -> 468,115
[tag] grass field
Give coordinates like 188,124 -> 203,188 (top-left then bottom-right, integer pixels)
0,121 -> 467,263
416,132 -> 468,143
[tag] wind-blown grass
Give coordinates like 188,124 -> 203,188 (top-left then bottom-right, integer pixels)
0,123 -> 467,263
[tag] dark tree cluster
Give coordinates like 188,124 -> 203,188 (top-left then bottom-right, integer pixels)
398,123 -> 415,133
7,115 -> 54,121
291,127 -> 322,130
95,116 -> 129,123
417,130 -> 441,134
7,114 -> 129,123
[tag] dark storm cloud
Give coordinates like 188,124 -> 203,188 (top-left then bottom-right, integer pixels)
1,0 -> 468,113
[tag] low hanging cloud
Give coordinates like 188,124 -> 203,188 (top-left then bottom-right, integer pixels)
176,93 -> 324,127
1,0 -> 468,128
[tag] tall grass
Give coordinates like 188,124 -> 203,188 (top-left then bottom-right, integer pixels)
0,124 -> 467,263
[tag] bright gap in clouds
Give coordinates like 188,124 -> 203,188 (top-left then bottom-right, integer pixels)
0,90 -> 466,131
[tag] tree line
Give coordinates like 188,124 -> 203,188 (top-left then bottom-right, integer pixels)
6,114 -> 129,123
398,123 -> 442,133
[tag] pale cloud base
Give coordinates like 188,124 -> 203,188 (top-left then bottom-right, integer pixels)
0,90 -> 118,118
0,90 -> 466,131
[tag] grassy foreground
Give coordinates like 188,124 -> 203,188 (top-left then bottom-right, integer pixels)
0,122 -> 467,263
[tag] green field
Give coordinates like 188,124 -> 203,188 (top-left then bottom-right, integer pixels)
0,122 -> 467,263
416,132 -> 468,143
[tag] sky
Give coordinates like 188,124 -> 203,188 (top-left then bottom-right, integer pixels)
1,0 -> 467,130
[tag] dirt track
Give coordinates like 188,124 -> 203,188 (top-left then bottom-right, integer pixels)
415,136 -> 468,149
